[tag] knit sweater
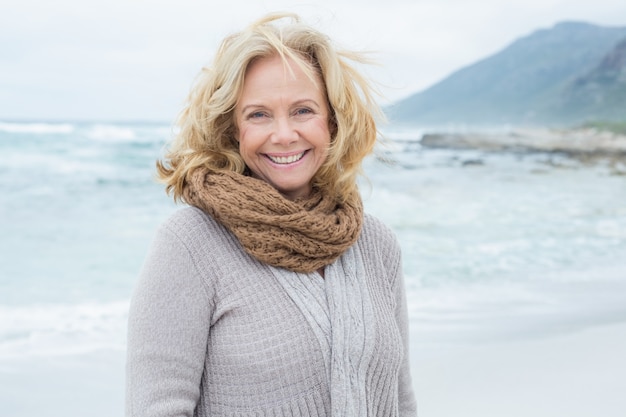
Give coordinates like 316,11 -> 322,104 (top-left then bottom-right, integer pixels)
126,207 -> 417,417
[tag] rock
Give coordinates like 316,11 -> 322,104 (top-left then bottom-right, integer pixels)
420,128 -> 626,161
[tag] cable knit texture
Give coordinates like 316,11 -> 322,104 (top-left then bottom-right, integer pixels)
126,207 -> 417,417
182,168 -> 363,273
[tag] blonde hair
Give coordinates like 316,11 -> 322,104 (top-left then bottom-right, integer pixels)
158,12 -> 383,203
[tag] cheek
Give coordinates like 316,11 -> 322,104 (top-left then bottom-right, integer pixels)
233,114 -> 248,142
313,120 -> 332,146
236,127 -> 262,164
236,126 -> 251,148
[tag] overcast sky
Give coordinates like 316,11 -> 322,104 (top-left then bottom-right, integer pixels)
2,0 -> 626,122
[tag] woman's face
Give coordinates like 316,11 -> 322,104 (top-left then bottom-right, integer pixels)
235,55 -> 331,200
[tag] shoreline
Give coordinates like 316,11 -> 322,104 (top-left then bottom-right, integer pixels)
419,127 -> 626,165
2,320 -> 623,417
1,310 -> 624,417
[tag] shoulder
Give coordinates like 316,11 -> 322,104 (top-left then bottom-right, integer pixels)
159,206 -> 221,237
156,206 -> 233,247
153,206 -> 242,271
357,212 -> 402,277
360,212 -> 401,253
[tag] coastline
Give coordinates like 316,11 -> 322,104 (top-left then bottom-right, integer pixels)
419,127 -> 626,166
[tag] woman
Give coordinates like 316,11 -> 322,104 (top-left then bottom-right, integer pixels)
126,12 -> 417,417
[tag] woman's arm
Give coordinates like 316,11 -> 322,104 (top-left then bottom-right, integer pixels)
393,254 -> 418,416
126,224 -> 212,417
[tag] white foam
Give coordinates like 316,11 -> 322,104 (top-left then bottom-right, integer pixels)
407,275 -> 626,345
380,126 -> 424,142
2,150 -> 114,177
0,301 -> 129,358
85,124 -> 137,141
0,121 -> 75,134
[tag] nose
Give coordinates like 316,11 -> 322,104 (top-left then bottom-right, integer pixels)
270,116 -> 298,146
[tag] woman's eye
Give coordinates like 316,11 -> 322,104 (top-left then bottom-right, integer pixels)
295,108 -> 313,116
248,111 -> 267,119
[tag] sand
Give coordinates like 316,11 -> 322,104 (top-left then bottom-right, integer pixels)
411,322 -> 626,417
0,350 -> 125,417
1,322 -> 624,416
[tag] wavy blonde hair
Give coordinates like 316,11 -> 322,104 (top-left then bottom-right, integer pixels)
158,12 -> 383,203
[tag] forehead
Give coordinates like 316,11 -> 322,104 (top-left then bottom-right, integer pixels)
243,54 -> 323,91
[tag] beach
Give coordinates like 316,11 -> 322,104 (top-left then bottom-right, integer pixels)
0,350 -> 125,417
1,121 -> 625,416
412,322 -> 626,416
377,125 -> 626,416
1,321 -> 624,417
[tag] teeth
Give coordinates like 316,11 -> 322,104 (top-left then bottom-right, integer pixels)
268,152 -> 305,164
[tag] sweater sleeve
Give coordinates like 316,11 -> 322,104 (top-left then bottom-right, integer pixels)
393,250 -> 419,416
126,222 -> 213,417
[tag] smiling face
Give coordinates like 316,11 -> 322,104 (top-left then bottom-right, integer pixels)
234,55 -> 331,200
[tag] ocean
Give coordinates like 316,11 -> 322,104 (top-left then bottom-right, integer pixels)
1,120 -> 625,416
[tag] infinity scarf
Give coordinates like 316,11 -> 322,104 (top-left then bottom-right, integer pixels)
183,168 -> 363,273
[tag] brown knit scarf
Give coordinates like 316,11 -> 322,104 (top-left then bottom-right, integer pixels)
183,168 -> 363,273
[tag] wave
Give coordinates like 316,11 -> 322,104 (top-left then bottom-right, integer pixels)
0,121 -> 171,144
0,301 -> 129,358
407,273 -> 626,345
0,121 -> 75,134
85,124 -> 138,141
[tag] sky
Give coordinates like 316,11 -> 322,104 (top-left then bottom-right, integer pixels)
2,0 -> 626,122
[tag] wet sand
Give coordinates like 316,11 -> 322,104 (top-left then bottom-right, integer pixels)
411,322 -> 626,417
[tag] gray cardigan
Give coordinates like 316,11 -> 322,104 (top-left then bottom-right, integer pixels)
126,207 -> 417,416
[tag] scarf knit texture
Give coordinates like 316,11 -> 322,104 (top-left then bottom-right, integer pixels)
183,168 -> 363,273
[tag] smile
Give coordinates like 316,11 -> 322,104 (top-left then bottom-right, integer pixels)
266,151 -> 306,164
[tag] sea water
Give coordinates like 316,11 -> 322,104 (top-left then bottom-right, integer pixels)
1,121 -> 625,415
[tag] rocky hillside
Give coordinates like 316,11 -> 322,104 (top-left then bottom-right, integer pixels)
559,38 -> 626,121
388,22 -> 626,126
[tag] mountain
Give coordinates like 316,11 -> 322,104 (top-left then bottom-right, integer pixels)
557,37 -> 626,122
388,22 -> 626,126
